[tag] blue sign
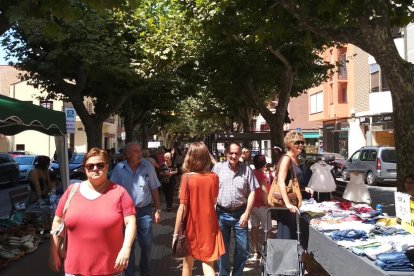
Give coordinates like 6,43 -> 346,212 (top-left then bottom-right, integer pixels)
65,108 -> 76,134
296,128 -> 302,133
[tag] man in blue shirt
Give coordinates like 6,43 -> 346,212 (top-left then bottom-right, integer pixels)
110,142 -> 161,276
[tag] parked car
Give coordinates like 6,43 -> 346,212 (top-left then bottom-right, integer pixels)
342,146 -> 396,185
0,153 -> 20,186
14,155 -> 38,181
49,153 -> 86,176
7,150 -> 33,158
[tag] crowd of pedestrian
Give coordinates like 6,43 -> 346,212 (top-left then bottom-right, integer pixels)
49,131 -> 319,276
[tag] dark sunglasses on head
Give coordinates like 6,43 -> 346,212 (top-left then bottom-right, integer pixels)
85,162 -> 106,171
294,140 -> 305,145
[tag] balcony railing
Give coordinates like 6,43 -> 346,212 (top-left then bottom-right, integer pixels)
338,67 -> 347,80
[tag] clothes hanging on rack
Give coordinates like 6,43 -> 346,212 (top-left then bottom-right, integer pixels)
308,161 -> 337,193
343,172 -> 371,203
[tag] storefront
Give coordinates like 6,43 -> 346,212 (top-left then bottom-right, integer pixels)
371,113 -> 395,146
303,132 -> 320,154
323,120 -> 349,157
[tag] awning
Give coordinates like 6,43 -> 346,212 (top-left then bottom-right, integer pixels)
303,133 -> 320,139
0,94 -> 67,135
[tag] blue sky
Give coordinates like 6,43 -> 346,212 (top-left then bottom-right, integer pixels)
0,46 -> 8,65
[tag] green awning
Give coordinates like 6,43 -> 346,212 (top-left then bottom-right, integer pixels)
303,133 -> 320,139
0,94 -> 67,136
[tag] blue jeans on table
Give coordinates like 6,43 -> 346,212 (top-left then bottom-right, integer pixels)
216,206 -> 249,276
125,204 -> 153,276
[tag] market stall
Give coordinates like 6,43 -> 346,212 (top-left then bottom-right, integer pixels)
0,94 -> 68,269
300,199 -> 414,275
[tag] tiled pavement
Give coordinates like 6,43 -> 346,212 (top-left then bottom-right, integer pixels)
149,200 -> 261,276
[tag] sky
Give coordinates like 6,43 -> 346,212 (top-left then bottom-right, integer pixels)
0,46 -> 8,65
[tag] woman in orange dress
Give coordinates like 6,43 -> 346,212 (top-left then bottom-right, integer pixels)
173,142 -> 225,276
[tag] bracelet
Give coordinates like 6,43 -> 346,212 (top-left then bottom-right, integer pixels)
172,233 -> 178,237
155,209 -> 161,213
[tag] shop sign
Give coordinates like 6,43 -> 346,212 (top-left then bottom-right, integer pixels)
372,114 -> 393,124
359,117 -> 370,125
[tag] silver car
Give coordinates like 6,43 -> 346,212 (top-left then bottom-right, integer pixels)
342,146 -> 396,185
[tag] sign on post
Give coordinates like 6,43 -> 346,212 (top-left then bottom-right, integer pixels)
65,108 -> 76,134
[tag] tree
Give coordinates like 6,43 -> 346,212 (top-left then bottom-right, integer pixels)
0,0 -> 129,36
186,1 -> 332,153
3,4 -> 139,149
274,0 -> 414,190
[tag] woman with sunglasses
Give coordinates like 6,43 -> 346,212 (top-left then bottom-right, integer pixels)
274,131 -> 313,239
49,148 -> 136,276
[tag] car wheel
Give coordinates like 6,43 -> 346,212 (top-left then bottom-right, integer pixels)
366,171 -> 376,186
342,169 -> 349,181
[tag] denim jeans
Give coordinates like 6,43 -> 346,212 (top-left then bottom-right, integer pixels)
125,204 -> 153,276
216,207 -> 249,276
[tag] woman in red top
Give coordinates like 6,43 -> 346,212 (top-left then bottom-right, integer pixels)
49,148 -> 136,276
250,154 -> 271,261
173,142 -> 225,276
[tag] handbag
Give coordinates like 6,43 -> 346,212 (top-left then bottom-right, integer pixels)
51,182 -> 79,259
172,175 -> 190,258
268,157 -> 302,208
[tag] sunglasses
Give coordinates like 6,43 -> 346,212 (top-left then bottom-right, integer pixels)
294,140 -> 305,146
85,162 -> 106,171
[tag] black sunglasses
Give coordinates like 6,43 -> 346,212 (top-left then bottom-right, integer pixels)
85,162 -> 106,171
294,140 -> 305,145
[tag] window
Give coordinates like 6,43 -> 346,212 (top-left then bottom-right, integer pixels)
310,91 -> 323,114
16,144 -> 25,151
40,100 -> 53,110
338,86 -> 347,103
338,53 -> 347,80
370,63 -> 389,92
351,151 -> 360,161
381,149 -> 396,163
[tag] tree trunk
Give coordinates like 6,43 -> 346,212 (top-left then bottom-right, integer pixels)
83,119 -> 103,150
124,111 -> 135,144
70,95 -> 103,149
247,69 -> 294,163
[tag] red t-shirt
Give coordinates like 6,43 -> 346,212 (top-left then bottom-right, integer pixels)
55,182 -> 136,275
253,170 -> 270,207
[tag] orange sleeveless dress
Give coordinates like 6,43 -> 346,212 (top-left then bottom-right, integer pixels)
179,173 -> 225,261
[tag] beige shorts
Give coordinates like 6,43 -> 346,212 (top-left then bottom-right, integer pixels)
250,206 -> 272,231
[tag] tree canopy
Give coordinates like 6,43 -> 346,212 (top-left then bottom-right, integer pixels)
273,0 -> 414,190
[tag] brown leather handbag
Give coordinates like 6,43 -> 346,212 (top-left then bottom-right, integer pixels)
268,158 -> 302,208
172,175 -> 190,258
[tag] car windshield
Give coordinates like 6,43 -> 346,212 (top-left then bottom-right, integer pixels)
381,149 -> 396,163
70,154 -> 84,164
15,156 -> 35,165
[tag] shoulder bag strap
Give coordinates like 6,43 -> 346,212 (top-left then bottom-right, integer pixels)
62,182 -> 79,219
289,158 -> 297,180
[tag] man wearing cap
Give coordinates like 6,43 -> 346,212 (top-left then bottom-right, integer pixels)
212,142 -> 259,276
